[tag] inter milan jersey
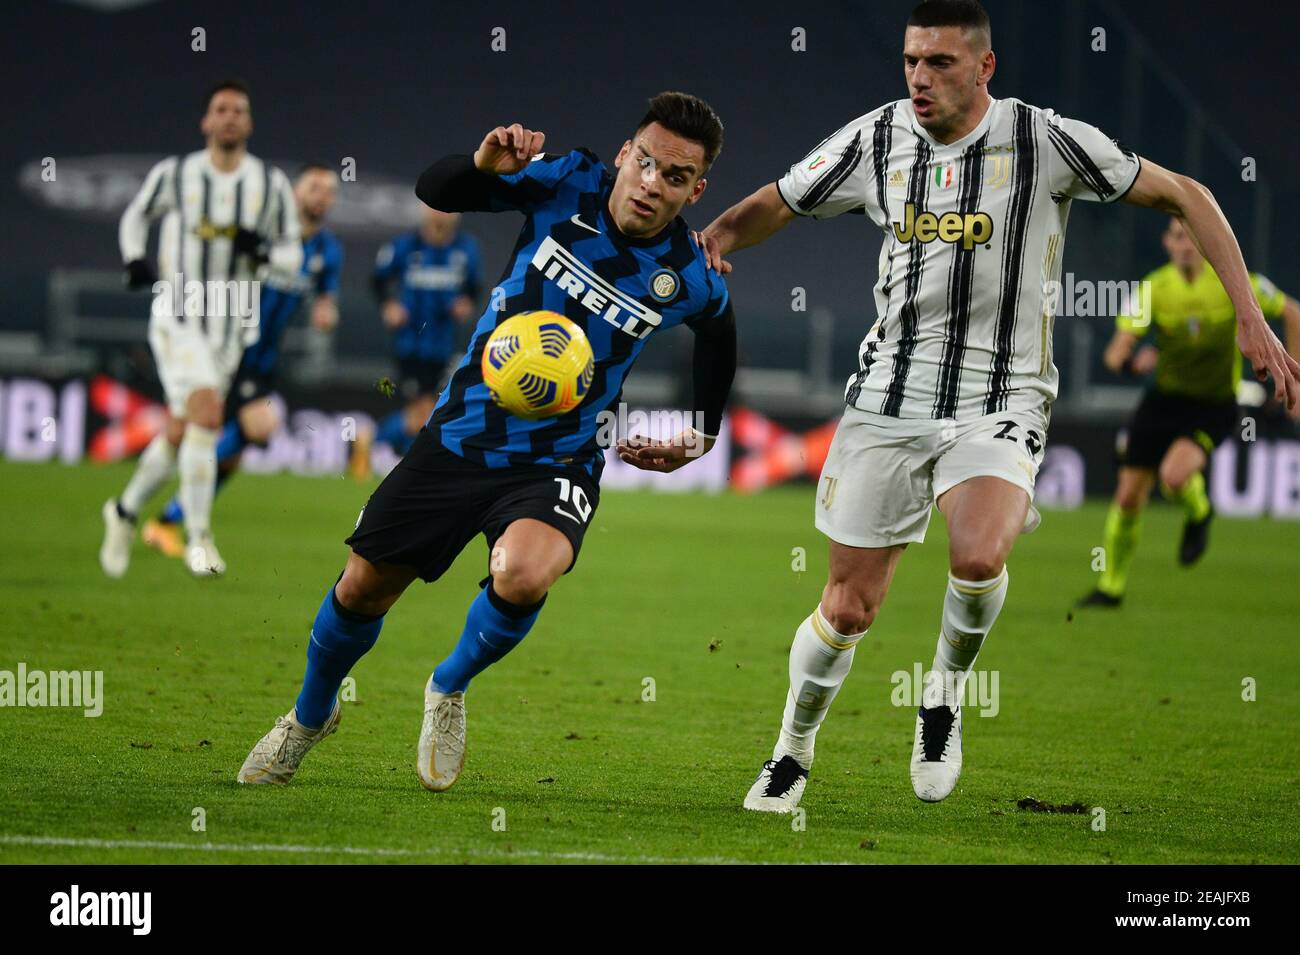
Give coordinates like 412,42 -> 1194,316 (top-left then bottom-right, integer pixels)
374,231 -> 481,362
240,229 -> 343,377
427,148 -> 730,476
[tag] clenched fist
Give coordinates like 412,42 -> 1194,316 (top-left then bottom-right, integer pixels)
474,123 -> 546,176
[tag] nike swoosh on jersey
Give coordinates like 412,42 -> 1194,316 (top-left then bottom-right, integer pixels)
570,213 -> 602,235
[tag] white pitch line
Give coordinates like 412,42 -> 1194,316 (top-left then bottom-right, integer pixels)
0,834 -> 798,865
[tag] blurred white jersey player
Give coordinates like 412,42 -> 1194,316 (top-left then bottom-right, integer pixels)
700,0 -> 1300,811
100,79 -> 301,578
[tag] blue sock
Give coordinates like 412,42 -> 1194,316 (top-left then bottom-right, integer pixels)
159,420 -> 247,524
376,410 -> 416,455
217,419 -> 247,459
294,586 -> 384,729
432,582 -> 544,694
160,497 -> 183,524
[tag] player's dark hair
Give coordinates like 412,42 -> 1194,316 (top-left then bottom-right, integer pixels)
634,91 -> 724,169
297,161 -> 336,180
203,78 -> 251,113
907,0 -> 991,47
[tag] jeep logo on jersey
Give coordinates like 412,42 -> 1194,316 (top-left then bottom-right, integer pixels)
892,203 -> 994,251
194,218 -> 239,242
530,235 -> 663,339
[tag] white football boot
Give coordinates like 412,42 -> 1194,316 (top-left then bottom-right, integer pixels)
99,499 -> 134,578
910,702 -> 963,802
417,682 -> 466,792
743,754 -> 809,813
237,704 -> 340,784
186,533 -> 226,577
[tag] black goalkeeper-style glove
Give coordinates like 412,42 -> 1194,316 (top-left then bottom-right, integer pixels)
232,227 -> 270,265
123,259 -> 157,290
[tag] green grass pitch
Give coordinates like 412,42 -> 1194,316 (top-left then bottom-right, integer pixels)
0,459 -> 1296,864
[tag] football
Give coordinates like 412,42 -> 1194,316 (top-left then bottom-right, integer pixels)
481,310 -> 594,419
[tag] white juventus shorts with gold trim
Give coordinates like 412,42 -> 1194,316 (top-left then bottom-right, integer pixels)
814,403 -> 1049,549
147,310 -> 245,418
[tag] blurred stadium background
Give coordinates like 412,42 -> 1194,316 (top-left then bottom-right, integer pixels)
2,0 -> 1297,515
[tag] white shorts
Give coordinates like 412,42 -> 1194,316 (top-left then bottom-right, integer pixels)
147,311 -> 243,417
814,404 -> 1050,548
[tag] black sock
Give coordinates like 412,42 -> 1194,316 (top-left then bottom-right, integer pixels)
485,578 -> 546,618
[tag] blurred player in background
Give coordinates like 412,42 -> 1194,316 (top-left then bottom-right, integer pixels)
141,164 -> 344,559
350,207 -> 480,477
698,0 -> 1300,812
1077,217 -> 1299,608
237,93 -> 736,793
100,79 -> 302,578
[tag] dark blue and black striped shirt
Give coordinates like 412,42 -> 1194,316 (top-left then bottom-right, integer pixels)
373,230 -> 481,362
240,229 -> 342,377
419,149 -> 730,476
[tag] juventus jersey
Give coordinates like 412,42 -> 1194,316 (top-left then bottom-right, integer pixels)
778,96 -> 1141,420
119,150 -> 302,342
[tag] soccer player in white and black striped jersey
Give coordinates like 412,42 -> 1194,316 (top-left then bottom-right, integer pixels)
699,0 -> 1300,810
100,79 -> 301,579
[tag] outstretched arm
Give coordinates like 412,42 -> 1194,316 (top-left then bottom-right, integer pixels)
1123,159 -> 1300,409
416,124 -> 546,213
695,183 -> 797,275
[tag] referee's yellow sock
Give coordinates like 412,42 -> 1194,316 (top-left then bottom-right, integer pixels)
1098,504 -> 1141,598
1166,471 -> 1212,523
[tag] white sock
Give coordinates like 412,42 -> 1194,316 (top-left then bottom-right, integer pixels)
776,606 -> 867,769
178,424 -> 219,541
926,570 -> 1009,709
119,433 -> 177,518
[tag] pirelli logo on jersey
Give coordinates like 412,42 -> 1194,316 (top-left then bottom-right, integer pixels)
891,202 -> 994,251
531,235 -> 663,339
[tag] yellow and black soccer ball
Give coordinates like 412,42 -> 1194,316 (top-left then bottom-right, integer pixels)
481,311 -> 595,420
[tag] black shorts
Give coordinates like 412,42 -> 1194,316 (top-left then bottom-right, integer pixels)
1119,389 -> 1237,468
344,429 -> 600,583
224,369 -> 275,419
396,357 -> 448,400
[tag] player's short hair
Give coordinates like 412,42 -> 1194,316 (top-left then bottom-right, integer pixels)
907,0 -> 992,49
203,78 -> 251,114
634,91 -> 724,170
297,162 -> 336,180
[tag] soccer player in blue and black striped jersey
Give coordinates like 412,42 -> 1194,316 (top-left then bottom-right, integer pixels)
238,92 -> 738,792
142,164 -> 343,558
367,208 -> 480,459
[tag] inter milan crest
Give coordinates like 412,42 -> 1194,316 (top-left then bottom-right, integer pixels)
648,267 -> 679,302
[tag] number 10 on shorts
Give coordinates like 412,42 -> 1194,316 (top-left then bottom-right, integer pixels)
553,477 -> 593,525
